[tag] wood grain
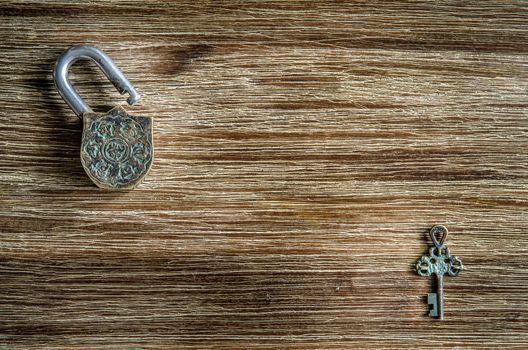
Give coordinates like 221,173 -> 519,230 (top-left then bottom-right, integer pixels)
1,1 -> 527,349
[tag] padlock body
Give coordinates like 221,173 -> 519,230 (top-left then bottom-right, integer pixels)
80,106 -> 153,190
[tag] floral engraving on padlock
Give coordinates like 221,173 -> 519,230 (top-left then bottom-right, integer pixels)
81,106 -> 153,189
53,45 -> 153,190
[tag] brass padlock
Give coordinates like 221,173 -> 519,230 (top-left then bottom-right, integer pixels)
53,45 -> 153,190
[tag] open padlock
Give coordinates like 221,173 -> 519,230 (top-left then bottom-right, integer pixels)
53,45 -> 153,190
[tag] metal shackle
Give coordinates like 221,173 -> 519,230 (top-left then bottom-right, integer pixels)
53,45 -> 141,118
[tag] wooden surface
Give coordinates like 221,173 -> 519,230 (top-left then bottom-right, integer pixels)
1,1 -> 527,349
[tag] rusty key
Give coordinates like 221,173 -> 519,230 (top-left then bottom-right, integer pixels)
416,225 -> 463,320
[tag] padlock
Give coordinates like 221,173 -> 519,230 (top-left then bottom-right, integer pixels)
53,45 -> 153,190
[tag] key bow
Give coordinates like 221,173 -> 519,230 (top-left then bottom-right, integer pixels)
430,224 -> 448,250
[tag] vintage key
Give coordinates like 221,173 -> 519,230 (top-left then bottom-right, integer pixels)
416,225 -> 463,320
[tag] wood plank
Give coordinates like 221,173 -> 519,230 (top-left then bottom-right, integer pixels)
0,1 -> 527,348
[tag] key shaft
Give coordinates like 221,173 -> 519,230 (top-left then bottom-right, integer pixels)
436,273 -> 444,320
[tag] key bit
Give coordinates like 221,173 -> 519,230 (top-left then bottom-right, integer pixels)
428,293 -> 438,318
416,225 -> 463,320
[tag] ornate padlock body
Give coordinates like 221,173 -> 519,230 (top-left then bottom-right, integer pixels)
81,106 -> 153,190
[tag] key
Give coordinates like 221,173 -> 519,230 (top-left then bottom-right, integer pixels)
416,225 -> 463,320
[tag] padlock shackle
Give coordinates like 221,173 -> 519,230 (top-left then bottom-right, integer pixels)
53,45 -> 141,118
